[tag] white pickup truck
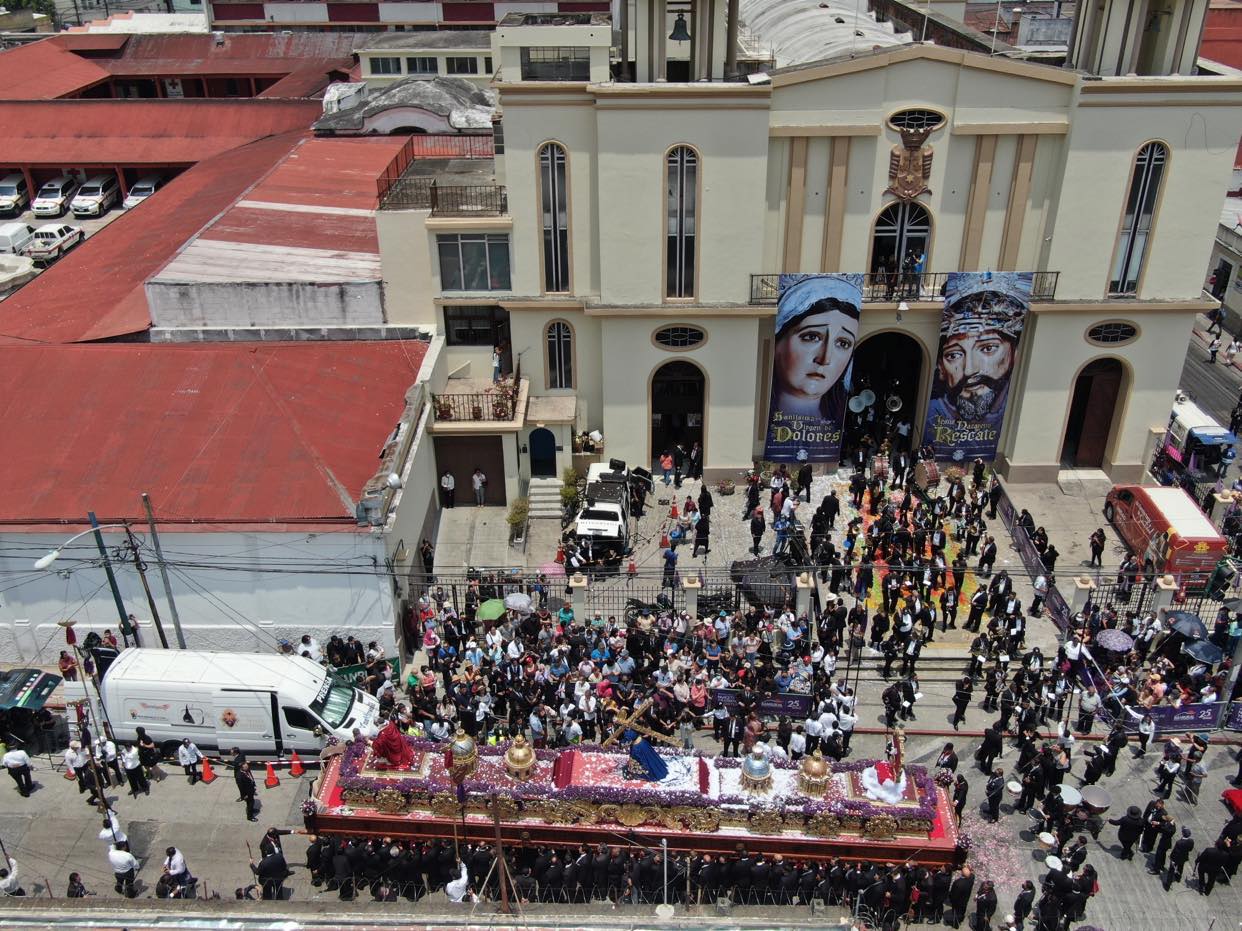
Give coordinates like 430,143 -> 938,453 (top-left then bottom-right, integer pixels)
23,223 -> 83,263
570,461 -> 652,553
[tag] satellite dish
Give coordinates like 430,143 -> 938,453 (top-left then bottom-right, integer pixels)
859,389 -> 876,408
848,396 -> 867,414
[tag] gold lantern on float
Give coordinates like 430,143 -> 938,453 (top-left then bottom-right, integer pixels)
739,749 -> 773,793
447,728 -> 478,781
504,735 -> 536,781
798,749 -> 831,797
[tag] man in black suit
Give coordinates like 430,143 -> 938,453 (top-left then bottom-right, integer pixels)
1108,805 -> 1145,860
1165,827 -> 1194,890
947,865 -> 974,928
985,768 -> 1005,823
235,761 -> 258,822
977,723 -> 1003,773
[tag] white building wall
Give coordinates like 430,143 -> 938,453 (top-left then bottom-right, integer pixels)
0,531 -> 396,663
263,2 -> 327,22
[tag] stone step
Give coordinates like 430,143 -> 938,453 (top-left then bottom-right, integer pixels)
528,477 -> 563,488
529,506 -> 564,519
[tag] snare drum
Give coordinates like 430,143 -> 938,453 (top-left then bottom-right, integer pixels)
1006,780 -> 1022,796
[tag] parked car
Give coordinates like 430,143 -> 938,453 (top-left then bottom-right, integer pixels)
31,176 -> 79,218
0,222 -> 36,255
122,174 -> 163,210
0,173 -> 29,216
70,174 -> 120,217
23,223 -> 84,263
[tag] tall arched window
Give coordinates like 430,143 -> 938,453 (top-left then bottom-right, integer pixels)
1109,142 -> 1167,296
546,320 -> 573,389
539,142 -> 569,293
871,202 -> 931,276
666,145 -> 698,299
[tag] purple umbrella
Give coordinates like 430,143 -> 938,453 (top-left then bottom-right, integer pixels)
1095,629 -> 1134,652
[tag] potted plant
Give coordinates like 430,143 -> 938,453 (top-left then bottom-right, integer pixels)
493,398 -> 512,420
471,403 -> 484,420
507,497 -> 529,543
716,477 -> 736,495
434,397 -> 453,420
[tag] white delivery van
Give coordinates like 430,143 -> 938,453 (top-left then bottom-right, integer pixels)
97,648 -> 380,756
0,222 -> 35,255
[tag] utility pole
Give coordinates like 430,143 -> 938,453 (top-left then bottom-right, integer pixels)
141,493 -> 186,648
490,794 -> 510,914
88,511 -> 136,647
124,525 -> 169,649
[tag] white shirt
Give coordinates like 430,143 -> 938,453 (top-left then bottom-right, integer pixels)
789,732 -> 806,755
100,811 -> 126,844
440,473 -> 455,491
95,739 -> 117,762
0,857 -> 18,895
64,747 -> 87,770
164,849 -> 187,877
2,749 -> 30,769
446,863 -> 470,902
472,472 -> 486,491
121,746 -> 142,770
108,847 -> 139,874
176,743 -> 202,766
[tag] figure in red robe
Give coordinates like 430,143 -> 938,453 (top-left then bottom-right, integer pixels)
371,719 -> 414,768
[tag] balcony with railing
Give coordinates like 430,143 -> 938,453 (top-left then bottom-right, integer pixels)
748,271 -> 1060,304
430,360 -> 527,432
381,176 -> 508,216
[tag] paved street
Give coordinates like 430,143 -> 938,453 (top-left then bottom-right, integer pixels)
1,325 -> 1238,928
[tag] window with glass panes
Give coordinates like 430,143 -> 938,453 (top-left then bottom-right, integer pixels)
539,143 -> 569,292
1109,143 -> 1167,296
665,146 -> 697,299
369,56 -> 401,75
520,47 -> 590,81
437,233 -> 511,291
446,57 -> 480,74
546,321 -> 573,388
406,56 -> 438,74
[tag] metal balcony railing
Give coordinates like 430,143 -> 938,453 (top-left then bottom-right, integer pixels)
380,178 -> 508,216
748,271 -> 1060,304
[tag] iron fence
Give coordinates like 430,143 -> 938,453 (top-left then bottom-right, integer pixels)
431,389 -> 518,423
380,178 -> 508,216
375,133 -> 495,202
748,271 -> 1060,304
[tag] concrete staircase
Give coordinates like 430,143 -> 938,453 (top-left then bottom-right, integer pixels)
528,476 -> 564,519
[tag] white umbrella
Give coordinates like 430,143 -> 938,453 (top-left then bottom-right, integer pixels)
504,592 -> 533,614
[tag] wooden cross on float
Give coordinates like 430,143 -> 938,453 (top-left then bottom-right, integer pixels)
601,697 -> 682,749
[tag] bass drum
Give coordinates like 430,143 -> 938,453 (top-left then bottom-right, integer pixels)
913,460 -> 940,491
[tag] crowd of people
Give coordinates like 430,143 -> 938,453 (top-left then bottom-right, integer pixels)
4,447 -> 1240,929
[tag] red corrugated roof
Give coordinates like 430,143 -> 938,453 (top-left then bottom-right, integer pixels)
0,38 -> 111,99
0,132 -> 304,345
0,98 -> 320,166
246,135 -> 409,210
0,340 -> 427,529
199,206 -> 379,253
54,33 -> 131,51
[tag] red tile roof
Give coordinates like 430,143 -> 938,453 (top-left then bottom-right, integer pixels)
246,135 -> 409,211
0,132 -> 304,345
0,38 -> 111,99
0,98 -> 320,167
0,340 -> 427,530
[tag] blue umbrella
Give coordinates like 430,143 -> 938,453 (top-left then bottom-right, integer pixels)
1166,611 -> 1208,640
1182,639 -> 1223,664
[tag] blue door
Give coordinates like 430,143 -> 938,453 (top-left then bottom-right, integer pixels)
529,428 -> 556,477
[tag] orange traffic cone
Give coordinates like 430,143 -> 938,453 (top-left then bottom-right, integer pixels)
63,768 -> 76,781
200,757 -> 217,784
670,503 -> 679,519
264,761 -> 280,788
289,750 -> 305,777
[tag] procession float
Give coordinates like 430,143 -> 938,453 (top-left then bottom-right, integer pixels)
304,714 -> 965,867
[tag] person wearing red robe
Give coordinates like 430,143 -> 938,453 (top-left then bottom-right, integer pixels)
370,719 -> 414,768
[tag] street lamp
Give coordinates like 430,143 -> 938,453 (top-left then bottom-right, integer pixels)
34,524 -> 128,570
35,514 -> 139,647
